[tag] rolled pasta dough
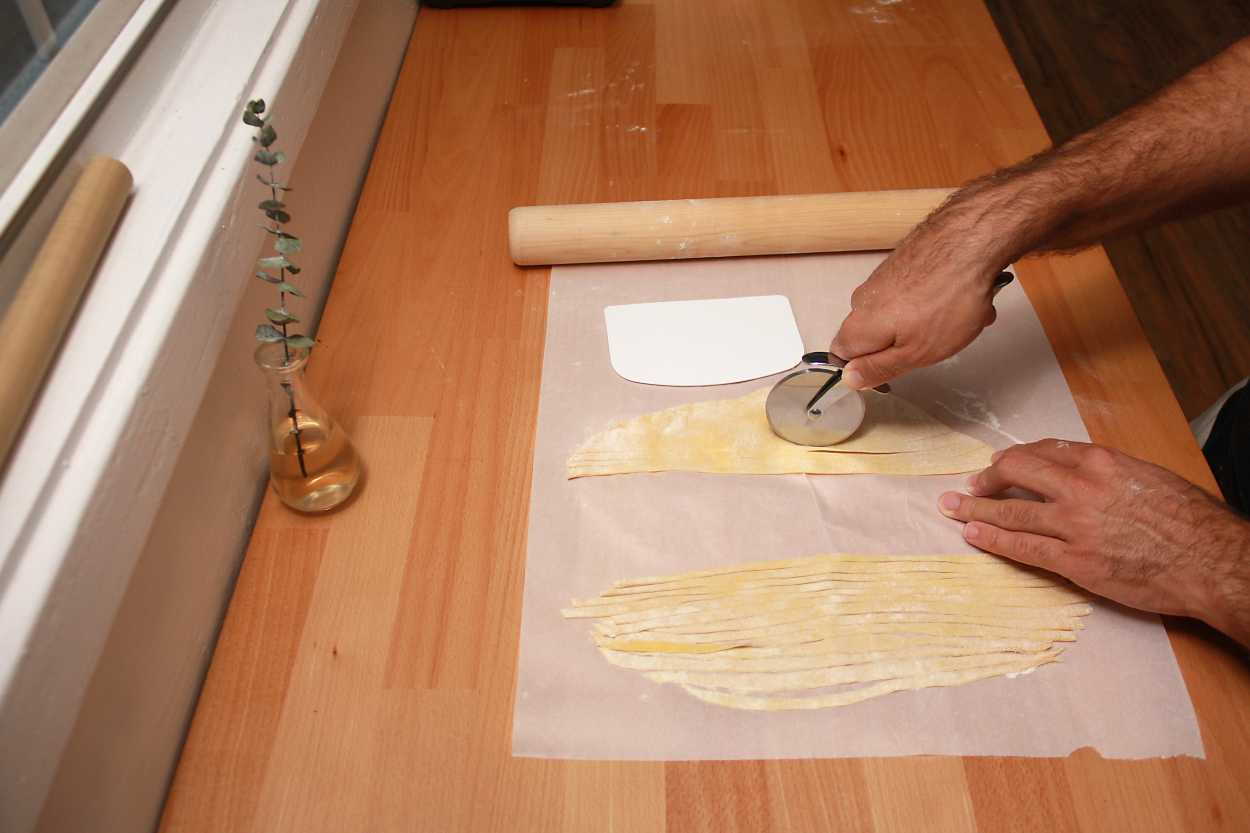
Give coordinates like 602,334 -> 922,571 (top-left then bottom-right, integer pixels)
567,387 -> 993,478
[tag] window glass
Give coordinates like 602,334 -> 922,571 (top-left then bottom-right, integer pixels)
0,0 -> 102,124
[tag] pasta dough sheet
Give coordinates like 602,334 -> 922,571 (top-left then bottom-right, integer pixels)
513,253 -> 1204,760
563,553 -> 1091,711
567,387 -> 993,477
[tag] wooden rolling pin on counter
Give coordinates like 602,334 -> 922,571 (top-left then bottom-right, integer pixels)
508,188 -> 954,265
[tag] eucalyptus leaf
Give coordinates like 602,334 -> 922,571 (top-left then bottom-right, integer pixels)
254,150 -> 280,166
256,270 -> 281,283
259,199 -> 285,211
274,235 -> 302,254
266,307 -> 299,325
242,110 -> 263,127
256,324 -> 284,342
249,98 -> 266,114
256,175 -> 292,191
258,124 -> 277,147
277,281 -> 303,296
257,255 -> 290,270
286,263 -> 301,275
265,209 -> 292,224
286,335 -> 316,349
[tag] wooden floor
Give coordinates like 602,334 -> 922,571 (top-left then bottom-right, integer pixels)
158,2 -> 1250,831
986,0 -> 1250,418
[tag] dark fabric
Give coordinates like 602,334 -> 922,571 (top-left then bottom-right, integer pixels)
1203,384 -> 1250,514
426,0 -> 613,6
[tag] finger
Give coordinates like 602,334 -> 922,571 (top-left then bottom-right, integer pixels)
830,308 -> 893,360
962,521 -> 1068,572
1003,438 -> 1092,468
841,346 -> 915,389
967,449 -> 1076,499
938,492 -> 1068,539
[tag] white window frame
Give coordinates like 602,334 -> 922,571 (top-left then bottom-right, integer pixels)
0,1 -> 368,830
0,0 -> 164,242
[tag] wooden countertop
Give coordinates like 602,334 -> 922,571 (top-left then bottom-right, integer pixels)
160,2 -> 1250,830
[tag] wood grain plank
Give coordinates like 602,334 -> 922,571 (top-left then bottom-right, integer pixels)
666,761 -> 774,833
562,762 -> 666,833
863,758 -> 978,833
964,758 -> 1081,832
765,760 -> 876,833
248,416 -> 432,831
600,4 -> 657,201
655,103 -> 716,198
537,47 -> 607,204
158,527 -> 327,832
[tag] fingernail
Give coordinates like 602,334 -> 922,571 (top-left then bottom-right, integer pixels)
991,448 -> 1005,463
965,473 -> 981,495
842,368 -> 865,389
938,492 -> 961,516
964,523 -> 980,541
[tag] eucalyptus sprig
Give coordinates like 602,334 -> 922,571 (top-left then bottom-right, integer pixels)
243,97 -> 309,477
243,98 -> 314,357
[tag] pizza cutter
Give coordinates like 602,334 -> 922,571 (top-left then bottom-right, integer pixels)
766,271 -> 1015,446
765,352 -> 868,446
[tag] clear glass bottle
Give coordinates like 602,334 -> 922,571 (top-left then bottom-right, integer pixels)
255,342 -> 361,512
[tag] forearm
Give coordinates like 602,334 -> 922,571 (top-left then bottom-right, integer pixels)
1197,505 -> 1250,647
928,37 -> 1250,268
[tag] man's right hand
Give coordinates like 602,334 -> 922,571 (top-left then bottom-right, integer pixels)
830,210 -> 1010,390
829,37 -> 1250,390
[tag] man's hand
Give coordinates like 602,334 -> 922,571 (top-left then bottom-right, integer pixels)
830,209 -> 1010,390
938,439 -> 1250,646
830,37 -> 1250,389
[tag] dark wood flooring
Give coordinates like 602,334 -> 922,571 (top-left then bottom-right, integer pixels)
985,1 -> 1250,418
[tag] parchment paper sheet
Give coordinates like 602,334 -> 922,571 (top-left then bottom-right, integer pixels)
513,253 -> 1204,760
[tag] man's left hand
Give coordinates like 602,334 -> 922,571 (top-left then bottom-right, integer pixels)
938,439 -> 1250,643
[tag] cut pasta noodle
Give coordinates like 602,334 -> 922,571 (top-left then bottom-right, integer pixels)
562,553 -> 1091,710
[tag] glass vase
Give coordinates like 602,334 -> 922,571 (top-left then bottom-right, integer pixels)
255,342 -> 361,512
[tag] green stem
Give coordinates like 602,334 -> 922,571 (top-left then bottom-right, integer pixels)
269,165 -> 306,477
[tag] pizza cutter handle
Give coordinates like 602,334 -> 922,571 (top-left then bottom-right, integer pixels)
802,351 -> 890,394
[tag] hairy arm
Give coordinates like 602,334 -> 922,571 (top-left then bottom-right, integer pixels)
833,37 -> 1250,389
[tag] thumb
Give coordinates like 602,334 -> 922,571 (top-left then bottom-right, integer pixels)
841,346 -> 914,390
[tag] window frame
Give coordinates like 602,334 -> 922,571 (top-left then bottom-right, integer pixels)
0,0 -> 169,247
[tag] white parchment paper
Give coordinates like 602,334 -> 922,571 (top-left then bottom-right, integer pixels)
513,253 -> 1204,760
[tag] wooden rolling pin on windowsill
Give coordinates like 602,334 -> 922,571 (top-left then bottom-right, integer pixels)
0,156 -> 132,466
508,188 -> 954,265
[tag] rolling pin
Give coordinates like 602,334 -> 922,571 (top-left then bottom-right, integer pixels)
0,156 -> 132,466
508,188 -> 954,265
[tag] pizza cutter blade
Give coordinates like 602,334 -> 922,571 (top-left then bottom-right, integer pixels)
766,351 -> 867,446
